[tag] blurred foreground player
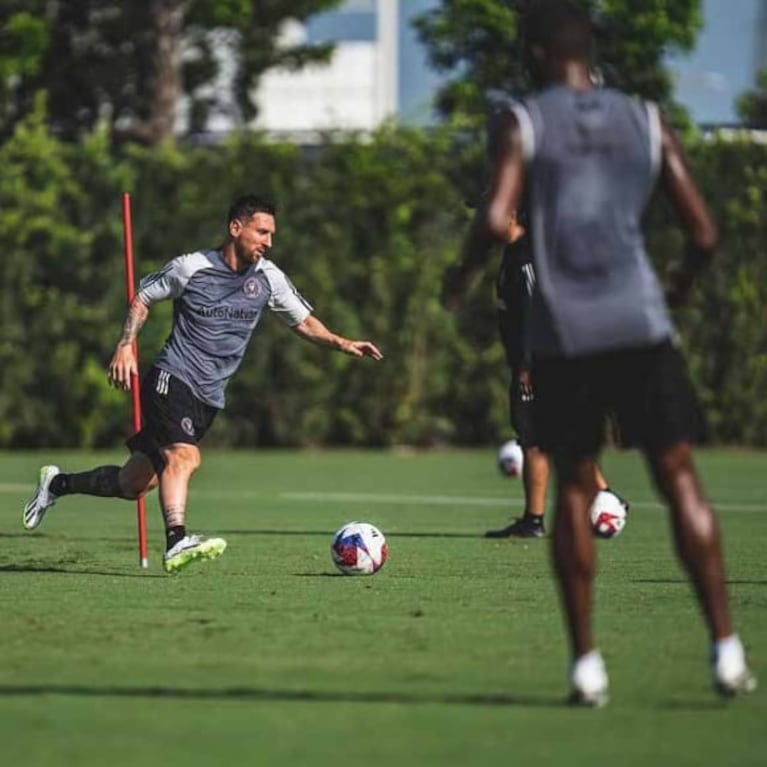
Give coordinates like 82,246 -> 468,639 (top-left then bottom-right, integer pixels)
465,0 -> 756,704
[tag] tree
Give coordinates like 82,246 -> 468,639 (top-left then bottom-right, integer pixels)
414,0 -> 703,123
0,0 -> 341,145
0,98 -> 131,447
0,6 -> 49,134
738,69 -> 767,129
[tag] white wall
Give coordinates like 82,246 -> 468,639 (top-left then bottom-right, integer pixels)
253,0 -> 399,134
255,42 -> 380,132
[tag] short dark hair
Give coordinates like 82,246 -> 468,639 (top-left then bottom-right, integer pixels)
227,194 -> 276,225
521,0 -> 593,60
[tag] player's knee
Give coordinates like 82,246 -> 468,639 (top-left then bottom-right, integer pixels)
130,475 -> 159,498
118,456 -> 159,499
162,444 -> 202,475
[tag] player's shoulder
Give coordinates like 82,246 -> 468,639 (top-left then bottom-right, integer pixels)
485,92 -> 529,157
170,249 -> 218,274
255,257 -> 289,279
487,91 -> 526,125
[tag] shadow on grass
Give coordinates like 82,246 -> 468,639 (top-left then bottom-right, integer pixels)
632,578 -> 767,586
0,564 -> 163,578
218,529 -> 489,540
0,683 -> 728,710
0,683 -> 560,708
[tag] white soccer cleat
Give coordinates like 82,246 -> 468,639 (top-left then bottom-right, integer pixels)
163,534 -> 227,574
568,649 -> 610,708
712,635 -> 758,697
22,465 -> 60,530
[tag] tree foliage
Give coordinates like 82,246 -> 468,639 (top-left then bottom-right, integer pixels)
0,0 -> 340,144
1,105 -> 766,448
1,1 -> 766,448
0,97 -> 131,446
0,6 -> 49,132
737,68 -> 767,129
414,0 -> 703,122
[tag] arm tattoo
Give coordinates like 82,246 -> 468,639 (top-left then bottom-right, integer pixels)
118,300 -> 149,347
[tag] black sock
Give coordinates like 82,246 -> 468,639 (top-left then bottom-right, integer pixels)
523,511 -> 544,526
166,525 -> 186,550
49,474 -> 70,495
50,467 -> 127,498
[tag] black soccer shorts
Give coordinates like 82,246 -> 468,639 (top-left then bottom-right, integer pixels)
126,366 -> 219,474
532,340 -> 707,458
509,367 -> 538,450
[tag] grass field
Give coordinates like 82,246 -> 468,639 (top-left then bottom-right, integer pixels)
1,448 -> 765,766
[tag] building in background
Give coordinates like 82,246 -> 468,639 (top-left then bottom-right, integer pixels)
252,0 -> 440,137
248,0 -> 765,137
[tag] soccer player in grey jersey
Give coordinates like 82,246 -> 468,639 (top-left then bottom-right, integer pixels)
22,194 -> 383,573
463,0 -> 755,704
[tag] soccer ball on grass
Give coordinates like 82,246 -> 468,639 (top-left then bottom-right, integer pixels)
498,439 -> 524,478
590,490 -> 628,539
331,521 -> 388,575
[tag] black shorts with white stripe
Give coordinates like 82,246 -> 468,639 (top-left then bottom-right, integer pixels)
126,366 -> 219,474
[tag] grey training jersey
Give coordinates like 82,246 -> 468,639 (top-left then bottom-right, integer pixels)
511,86 -> 674,357
137,250 -> 312,408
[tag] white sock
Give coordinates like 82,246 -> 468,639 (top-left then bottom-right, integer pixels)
713,634 -> 745,671
572,649 -> 608,691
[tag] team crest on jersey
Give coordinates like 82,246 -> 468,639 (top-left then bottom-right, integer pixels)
243,277 -> 261,298
180,417 -> 195,437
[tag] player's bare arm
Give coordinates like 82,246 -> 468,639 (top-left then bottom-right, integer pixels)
482,111 -> 526,241
444,111 -> 527,309
292,315 -> 383,360
660,114 -> 719,307
108,296 -> 150,390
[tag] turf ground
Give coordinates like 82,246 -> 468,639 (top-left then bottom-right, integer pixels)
1,448 -> 765,766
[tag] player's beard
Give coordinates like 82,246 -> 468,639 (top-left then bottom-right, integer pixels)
235,241 -> 262,269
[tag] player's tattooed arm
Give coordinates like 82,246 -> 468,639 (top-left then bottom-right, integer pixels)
117,297 -> 150,347
108,297 -> 149,391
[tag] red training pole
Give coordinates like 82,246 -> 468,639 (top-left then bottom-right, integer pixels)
122,192 -> 149,569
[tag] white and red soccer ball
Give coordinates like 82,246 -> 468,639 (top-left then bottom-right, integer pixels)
331,521 -> 388,575
498,440 -> 524,478
590,490 -> 628,539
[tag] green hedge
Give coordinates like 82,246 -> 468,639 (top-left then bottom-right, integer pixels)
2,110 -> 765,447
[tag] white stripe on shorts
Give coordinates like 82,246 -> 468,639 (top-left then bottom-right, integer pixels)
155,369 -> 170,396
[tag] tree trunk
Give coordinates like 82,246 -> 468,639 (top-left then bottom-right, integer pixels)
145,0 -> 185,146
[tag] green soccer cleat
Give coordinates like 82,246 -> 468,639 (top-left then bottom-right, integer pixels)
23,465 -> 60,530
162,534 -> 227,574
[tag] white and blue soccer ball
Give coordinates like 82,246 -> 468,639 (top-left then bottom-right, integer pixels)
590,490 -> 628,539
331,521 -> 388,575
498,439 -> 524,478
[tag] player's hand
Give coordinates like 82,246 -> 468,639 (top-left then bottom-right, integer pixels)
108,344 -> 138,390
518,367 -> 534,399
342,340 -> 384,361
441,264 -> 471,311
666,266 -> 694,309
505,217 -> 525,244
